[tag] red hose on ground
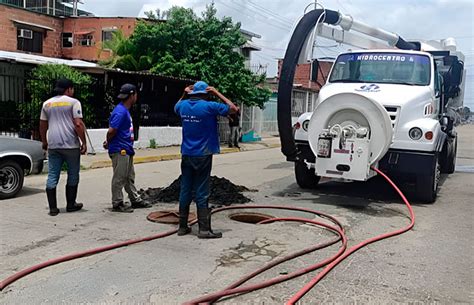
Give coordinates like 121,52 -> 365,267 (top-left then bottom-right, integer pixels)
1,166 -> 415,305
185,167 -> 415,304
0,228 -> 179,291
183,217 -> 347,305
285,167 -> 415,304
0,205 -> 342,291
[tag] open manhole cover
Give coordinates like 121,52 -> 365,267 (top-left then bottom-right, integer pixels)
229,212 -> 274,224
147,210 -> 197,224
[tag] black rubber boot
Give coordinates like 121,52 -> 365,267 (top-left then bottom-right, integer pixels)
66,185 -> 83,212
177,205 -> 191,236
197,208 -> 222,239
131,199 -> 152,209
46,188 -> 59,216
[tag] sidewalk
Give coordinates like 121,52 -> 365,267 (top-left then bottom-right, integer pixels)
81,136 -> 282,169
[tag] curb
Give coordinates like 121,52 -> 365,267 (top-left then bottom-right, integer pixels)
86,147 -> 244,169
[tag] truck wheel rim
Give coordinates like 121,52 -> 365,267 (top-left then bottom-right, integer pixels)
0,167 -> 20,194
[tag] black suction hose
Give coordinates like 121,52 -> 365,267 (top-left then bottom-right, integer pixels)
277,9 -> 340,161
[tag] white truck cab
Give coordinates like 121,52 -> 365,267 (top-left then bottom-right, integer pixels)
292,48 -> 464,203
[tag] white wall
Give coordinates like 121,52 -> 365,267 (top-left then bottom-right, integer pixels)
86,127 -> 182,153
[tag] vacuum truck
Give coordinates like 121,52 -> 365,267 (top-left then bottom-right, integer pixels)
278,9 -> 466,203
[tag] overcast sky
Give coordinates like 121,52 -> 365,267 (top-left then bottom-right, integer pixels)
81,0 -> 473,107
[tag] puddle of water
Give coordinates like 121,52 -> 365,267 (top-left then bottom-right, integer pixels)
455,165 -> 474,173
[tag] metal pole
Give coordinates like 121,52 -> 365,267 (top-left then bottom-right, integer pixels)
85,129 -> 96,155
73,0 -> 78,17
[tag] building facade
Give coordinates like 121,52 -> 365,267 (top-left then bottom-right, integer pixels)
0,0 -> 92,17
0,3 -> 143,61
274,58 -> 334,118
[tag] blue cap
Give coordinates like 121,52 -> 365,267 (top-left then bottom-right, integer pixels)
188,81 -> 209,95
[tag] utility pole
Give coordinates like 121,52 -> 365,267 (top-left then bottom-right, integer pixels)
73,0 -> 78,17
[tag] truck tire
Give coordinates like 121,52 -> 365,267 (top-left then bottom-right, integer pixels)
416,155 -> 440,203
0,160 -> 25,200
295,160 -> 321,189
440,137 -> 457,174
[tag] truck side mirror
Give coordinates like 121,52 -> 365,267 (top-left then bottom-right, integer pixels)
450,61 -> 463,87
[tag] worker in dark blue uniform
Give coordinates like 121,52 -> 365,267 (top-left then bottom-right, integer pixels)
175,81 -> 239,238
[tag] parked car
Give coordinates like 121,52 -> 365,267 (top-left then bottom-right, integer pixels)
0,136 -> 46,199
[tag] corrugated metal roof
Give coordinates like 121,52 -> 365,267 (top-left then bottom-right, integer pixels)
0,50 -> 98,68
0,51 -> 196,82
105,68 -> 195,82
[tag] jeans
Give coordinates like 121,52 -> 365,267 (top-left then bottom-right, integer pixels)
110,153 -> 141,206
179,155 -> 212,210
46,149 -> 80,189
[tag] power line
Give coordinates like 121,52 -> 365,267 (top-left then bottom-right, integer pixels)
253,52 -> 279,63
229,0 -> 293,27
215,0 -> 291,32
245,0 -> 294,24
225,0 -> 293,28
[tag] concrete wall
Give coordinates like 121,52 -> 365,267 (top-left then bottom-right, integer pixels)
87,126 -> 182,153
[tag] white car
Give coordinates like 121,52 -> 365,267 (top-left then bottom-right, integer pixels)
0,136 -> 46,199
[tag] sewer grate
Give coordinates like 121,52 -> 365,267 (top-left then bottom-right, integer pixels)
229,212 -> 274,224
147,210 -> 197,224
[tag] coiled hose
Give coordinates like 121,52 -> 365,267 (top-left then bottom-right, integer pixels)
1,167 -> 414,305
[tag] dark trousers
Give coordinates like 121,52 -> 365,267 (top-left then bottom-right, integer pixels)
229,126 -> 240,147
179,155 -> 212,210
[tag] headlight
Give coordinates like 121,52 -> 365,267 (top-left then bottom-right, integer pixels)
302,120 -> 309,131
409,127 -> 423,140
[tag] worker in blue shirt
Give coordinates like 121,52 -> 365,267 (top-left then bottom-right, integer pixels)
175,81 -> 239,238
103,84 -> 151,212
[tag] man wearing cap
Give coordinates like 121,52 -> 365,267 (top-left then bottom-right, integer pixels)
175,81 -> 239,238
103,84 -> 151,212
40,78 -> 86,216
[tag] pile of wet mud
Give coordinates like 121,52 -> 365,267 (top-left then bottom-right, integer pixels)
140,176 -> 255,205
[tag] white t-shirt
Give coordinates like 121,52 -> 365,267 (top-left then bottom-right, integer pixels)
40,95 -> 83,149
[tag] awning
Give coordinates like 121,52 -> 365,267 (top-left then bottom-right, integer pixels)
0,50 -> 98,69
11,19 -> 55,31
74,31 -> 94,35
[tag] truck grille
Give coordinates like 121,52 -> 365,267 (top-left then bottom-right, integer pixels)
384,106 -> 400,129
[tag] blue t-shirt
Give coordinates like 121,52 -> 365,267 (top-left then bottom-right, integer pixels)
108,103 -> 135,155
175,98 -> 230,156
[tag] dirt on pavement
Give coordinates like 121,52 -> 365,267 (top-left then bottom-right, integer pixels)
139,175 -> 256,205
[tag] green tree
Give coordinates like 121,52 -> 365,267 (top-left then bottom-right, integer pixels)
105,4 -> 270,107
25,64 -> 95,126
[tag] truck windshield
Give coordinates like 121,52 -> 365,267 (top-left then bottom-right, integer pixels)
329,52 -> 431,86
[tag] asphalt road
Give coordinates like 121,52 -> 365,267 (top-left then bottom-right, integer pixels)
1,126 -> 473,304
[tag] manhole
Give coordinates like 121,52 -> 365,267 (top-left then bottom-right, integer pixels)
229,212 -> 274,224
147,210 -> 197,224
